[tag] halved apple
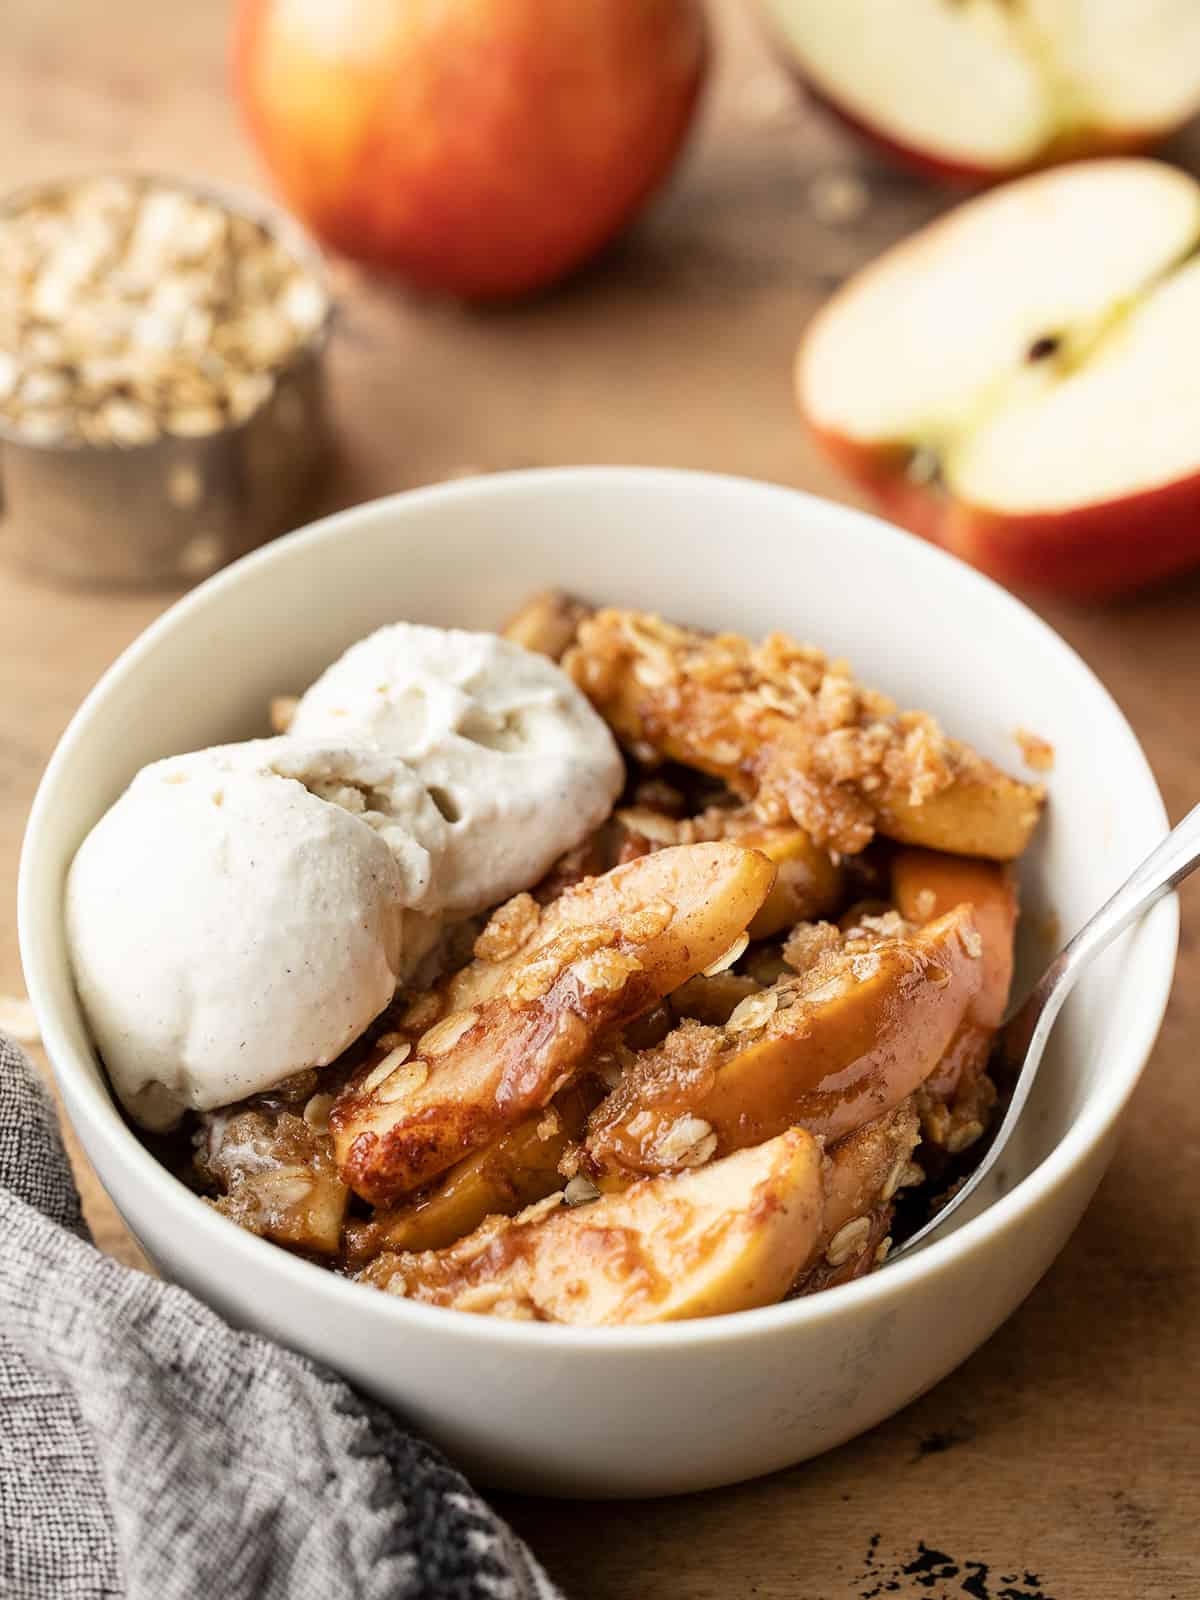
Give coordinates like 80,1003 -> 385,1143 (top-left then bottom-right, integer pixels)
762,0 -> 1200,183
331,842 -> 776,1205
799,159 -> 1200,597
586,905 -> 983,1177
358,1128 -> 825,1324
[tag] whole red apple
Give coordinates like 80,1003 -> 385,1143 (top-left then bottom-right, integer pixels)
233,0 -> 708,300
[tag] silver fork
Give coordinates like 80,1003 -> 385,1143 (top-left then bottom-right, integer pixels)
887,801 -> 1200,1263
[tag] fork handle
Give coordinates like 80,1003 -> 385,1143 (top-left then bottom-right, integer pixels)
1003,799 -> 1200,1069
889,801 -> 1200,1263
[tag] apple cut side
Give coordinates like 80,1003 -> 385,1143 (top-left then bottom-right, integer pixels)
798,159 -> 1200,597
943,252 -> 1200,595
762,0 -> 1200,182
764,0 -> 1052,181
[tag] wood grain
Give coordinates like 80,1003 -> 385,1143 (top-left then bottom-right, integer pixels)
2,2 -> 1198,1595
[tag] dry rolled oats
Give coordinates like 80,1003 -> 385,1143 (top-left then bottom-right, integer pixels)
615,808 -> 682,845
505,956 -> 563,1006
918,1092 -> 952,1146
0,176 -> 327,448
401,992 -> 442,1032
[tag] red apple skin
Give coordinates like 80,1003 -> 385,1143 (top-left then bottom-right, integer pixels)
800,79 -> 1169,189
806,424 -> 1200,600
233,0 -> 708,300
802,85 -> 1007,188
943,478 -> 1200,599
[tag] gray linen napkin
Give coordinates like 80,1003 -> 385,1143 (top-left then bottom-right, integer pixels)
0,1034 -> 562,1600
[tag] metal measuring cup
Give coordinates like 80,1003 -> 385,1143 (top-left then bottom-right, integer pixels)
0,173 -> 333,589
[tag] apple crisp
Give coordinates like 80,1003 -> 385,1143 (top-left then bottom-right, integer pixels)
145,593 -> 1044,1326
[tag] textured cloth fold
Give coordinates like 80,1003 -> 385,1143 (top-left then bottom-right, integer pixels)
0,1035 -> 561,1600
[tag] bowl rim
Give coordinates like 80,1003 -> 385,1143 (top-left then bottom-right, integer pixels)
18,465 -> 1179,1352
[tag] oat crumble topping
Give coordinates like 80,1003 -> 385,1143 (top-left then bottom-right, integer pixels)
565,609 -> 1042,858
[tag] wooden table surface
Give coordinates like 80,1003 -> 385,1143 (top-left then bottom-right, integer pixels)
4,4 -> 1199,1596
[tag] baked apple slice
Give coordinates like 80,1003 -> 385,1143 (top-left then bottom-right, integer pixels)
343,1081 -> 598,1264
358,1128 -> 825,1324
501,589 -> 591,661
615,802 -> 843,938
331,842 -> 776,1205
442,829 -> 773,1017
877,769 -> 1044,864
565,609 -> 1042,859
736,818 -> 843,938
585,906 -> 982,1177
892,848 -> 1017,1105
793,1099 -> 923,1295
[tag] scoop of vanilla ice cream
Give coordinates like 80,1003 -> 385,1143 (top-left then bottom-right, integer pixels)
290,624 -> 624,914
66,738 -> 451,1130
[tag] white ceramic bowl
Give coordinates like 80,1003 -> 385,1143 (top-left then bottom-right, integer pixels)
19,468 -> 1177,1498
